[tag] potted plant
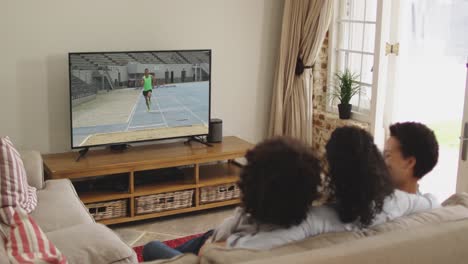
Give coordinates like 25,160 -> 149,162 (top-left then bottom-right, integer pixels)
330,69 -> 361,119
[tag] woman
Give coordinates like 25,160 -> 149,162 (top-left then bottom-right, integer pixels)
224,126 -> 439,250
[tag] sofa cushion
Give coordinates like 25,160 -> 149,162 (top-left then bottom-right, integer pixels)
46,223 -> 137,264
201,231 -> 365,264
0,207 -> 67,264
19,150 -> 44,190
31,179 -> 94,233
366,204 -> 468,234
442,192 -> 468,207
0,137 -> 37,213
241,219 -> 468,264
365,192 -> 468,235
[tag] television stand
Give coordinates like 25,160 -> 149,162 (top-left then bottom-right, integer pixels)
185,136 -> 213,147
42,136 -> 253,225
75,147 -> 89,162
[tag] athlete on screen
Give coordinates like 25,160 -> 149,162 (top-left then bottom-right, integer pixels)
141,68 -> 154,111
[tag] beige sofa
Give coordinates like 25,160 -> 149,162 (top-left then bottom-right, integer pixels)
155,194 -> 468,264
4,151 -> 468,264
0,151 -> 138,264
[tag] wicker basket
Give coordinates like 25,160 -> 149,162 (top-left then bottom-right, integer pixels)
135,189 -> 194,215
200,183 -> 240,204
86,199 -> 127,221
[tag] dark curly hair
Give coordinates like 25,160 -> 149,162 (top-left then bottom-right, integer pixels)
389,122 -> 439,179
325,126 -> 394,227
239,137 -> 321,227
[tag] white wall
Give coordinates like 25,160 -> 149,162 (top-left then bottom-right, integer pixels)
0,0 -> 283,153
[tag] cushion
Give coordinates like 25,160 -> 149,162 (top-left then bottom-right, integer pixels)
201,231 -> 365,264
0,207 -> 67,264
363,192 -> 468,235
46,223 -> 136,264
31,179 -> 94,233
0,137 -> 37,212
241,219 -> 468,264
442,192 -> 468,207
366,204 -> 468,235
19,150 -> 44,190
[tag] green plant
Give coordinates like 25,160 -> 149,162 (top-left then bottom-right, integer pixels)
330,69 -> 361,105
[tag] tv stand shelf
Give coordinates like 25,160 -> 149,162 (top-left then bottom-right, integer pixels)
42,136 -> 252,225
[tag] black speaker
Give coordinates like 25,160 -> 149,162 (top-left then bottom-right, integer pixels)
208,118 -> 223,143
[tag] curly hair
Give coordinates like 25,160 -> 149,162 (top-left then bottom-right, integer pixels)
325,126 -> 394,227
239,137 -> 322,227
389,122 -> 439,179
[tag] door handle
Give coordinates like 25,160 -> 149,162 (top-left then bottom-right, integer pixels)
461,122 -> 468,161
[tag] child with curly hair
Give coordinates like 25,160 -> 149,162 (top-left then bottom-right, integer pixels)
143,137 -> 322,260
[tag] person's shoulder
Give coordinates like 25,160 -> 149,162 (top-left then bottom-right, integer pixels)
391,189 -> 441,208
420,192 -> 441,207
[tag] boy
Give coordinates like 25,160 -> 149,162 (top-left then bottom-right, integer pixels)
383,122 -> 439,195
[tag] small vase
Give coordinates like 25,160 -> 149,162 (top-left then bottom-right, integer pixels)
338,103 -> 352,119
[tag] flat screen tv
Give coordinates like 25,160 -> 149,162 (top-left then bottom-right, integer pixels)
69,50 -> 211,149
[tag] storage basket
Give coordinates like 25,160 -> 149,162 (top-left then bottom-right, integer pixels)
136,189 -> 194,215
86,199 -> 127,220
200,183 -> 240,204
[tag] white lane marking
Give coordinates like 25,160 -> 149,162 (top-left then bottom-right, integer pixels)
125,93 -> 142,131
148,107 -> 184,113
171,95 -> 207,126
128,123 -> 166,129
79,135 -> 92,146
154,95 -> 168,128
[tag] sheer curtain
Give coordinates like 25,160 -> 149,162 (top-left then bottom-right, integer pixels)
268,0 -> 333,144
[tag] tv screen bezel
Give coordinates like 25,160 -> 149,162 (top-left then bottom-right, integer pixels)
68,49 -> 212,150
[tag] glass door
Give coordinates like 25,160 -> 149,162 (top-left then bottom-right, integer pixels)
385,0 -> 468,201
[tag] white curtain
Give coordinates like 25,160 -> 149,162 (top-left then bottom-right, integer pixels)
268,0 -> 333,144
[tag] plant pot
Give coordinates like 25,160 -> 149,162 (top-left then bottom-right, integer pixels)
338,103 -> 352,119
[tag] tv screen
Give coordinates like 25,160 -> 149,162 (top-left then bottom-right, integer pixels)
69,50 -> 211,148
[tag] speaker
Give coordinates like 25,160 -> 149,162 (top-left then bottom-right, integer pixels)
208,118 -> 223,143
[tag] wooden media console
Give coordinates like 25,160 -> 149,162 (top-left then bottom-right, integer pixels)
42,136 -> 252,225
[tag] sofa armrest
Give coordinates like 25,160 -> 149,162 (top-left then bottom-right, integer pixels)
46,223 -> 138,264
20,150 -> 44,190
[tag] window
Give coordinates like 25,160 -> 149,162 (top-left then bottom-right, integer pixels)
328,0 -> 378,120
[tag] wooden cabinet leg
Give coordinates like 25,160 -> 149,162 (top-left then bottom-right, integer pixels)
129,172 -> 135,217
195,164 -> 200,206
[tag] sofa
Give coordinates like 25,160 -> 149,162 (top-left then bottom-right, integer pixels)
3,151 -> 468,264
151,195 -> 468,264
0,150 -> 139,264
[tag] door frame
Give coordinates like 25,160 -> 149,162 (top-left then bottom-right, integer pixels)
456,63 -> 468,192
369,0 -> 392,148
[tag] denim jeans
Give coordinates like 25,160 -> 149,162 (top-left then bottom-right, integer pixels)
143,229 -> 214,261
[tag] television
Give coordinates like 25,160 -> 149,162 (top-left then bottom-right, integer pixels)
68,50 -> 211,149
